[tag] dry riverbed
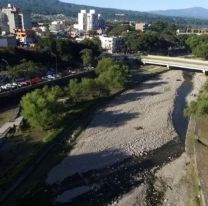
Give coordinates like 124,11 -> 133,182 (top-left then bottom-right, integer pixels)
46,71 -> 206,205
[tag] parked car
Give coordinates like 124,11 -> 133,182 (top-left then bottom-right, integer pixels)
20,80 -> 31,87
1,84 -> 8,91
68,70 -> 77,74
46,75 -> 56,80
31,77 -> 43,84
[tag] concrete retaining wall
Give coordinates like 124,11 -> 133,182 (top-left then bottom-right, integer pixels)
186,117 -> 208,206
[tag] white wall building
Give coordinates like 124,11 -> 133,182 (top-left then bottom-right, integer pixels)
49,21 -> 65,33
75,9 -> 104,32
2,4 -> 31,33
99,35 -> 125,53
77,10 -> 87,31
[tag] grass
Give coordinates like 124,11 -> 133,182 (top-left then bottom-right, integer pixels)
0,107 -> 18,127
0,128 -> 47,194
3,101 -> 95,206
1,100 -> 96,205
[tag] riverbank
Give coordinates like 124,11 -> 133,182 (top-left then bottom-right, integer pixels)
185,73 -> 208,206
152,72 -> 207,206
46,70 -> 187,204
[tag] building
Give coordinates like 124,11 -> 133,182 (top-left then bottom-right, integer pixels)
87,10 -> 98,31
0,35 -> 16,47
135,22 -> 149,32
75,9 -> 105,32
97,14 -> 105,30
76,10 -> 87,31
15,29 -> 36,45
2,4 -> 31,34
0,11 -> 9,34
49,21 -> 65,33
99,35 -> 126,53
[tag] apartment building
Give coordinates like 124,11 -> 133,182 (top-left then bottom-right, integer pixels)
99,35 -> 125,53
74,10 -> 105,32
2,4 -> 31,34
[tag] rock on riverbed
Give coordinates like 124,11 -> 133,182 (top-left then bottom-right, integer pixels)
47,70 -> 184,185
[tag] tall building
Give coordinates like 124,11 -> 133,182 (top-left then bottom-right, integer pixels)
2,4 -> 31,33
75,9 -> 105,32
77,10 -> 87,31
98,14 -> 105,30
0,11 -> 9,34
87,10 -> 97,31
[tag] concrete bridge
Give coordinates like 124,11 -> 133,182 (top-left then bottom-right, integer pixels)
141,55 -> 208,74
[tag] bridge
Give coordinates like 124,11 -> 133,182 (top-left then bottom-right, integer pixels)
141,55 -> 208,74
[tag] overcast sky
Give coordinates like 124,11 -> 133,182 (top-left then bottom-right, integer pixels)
61,0 -> 208,11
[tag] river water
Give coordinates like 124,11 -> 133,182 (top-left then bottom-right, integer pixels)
172,72 -> 193,143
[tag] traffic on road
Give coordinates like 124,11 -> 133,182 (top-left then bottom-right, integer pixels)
0,68 -> 81,94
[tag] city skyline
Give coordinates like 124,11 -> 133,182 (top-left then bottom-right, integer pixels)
61,0 -> 208,11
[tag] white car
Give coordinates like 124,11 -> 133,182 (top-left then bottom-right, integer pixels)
46,75 -> 56,80
1,84 -> 10,90
6,83 -> 16,89
68,70 -> 76,74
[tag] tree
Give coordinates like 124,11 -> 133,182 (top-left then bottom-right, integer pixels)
194,43 -> 208,59
123,31 -> 140,52
107,23 -> 130,36
80,49 -> 94,67
98,64 -> 129,90
95,58 -> 115,74
7,60 -> 41,81
96,58 -> 129,90
81,78 -> 110,99
68,79 -> 83,102
21,86 -> 64,130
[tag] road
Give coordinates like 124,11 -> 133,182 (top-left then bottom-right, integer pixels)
0,70 -> 94,98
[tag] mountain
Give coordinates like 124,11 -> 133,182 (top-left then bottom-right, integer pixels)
1,0 -> 208,26
150,7 -> 208,20
0,0 -> 158,20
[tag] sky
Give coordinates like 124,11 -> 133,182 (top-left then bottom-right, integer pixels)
61,0 -> 208,11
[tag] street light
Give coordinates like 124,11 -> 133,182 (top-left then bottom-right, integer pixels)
45,46 -> 58,75
51,52 -> 58,75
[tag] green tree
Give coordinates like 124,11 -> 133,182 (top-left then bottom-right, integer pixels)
97,58 -> 129,90
80,49 -> 94,66
98,64 -> 129,90
68,79 -> 83,102
95,58 -> 115,74
21,86 -> 64,130
7,60 -> 40,80
81,78 -> 110,99
194,43 -> 208,59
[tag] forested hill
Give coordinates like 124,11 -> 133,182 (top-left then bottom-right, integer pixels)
0,0 -> 158,20
1,0 -> 208,26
